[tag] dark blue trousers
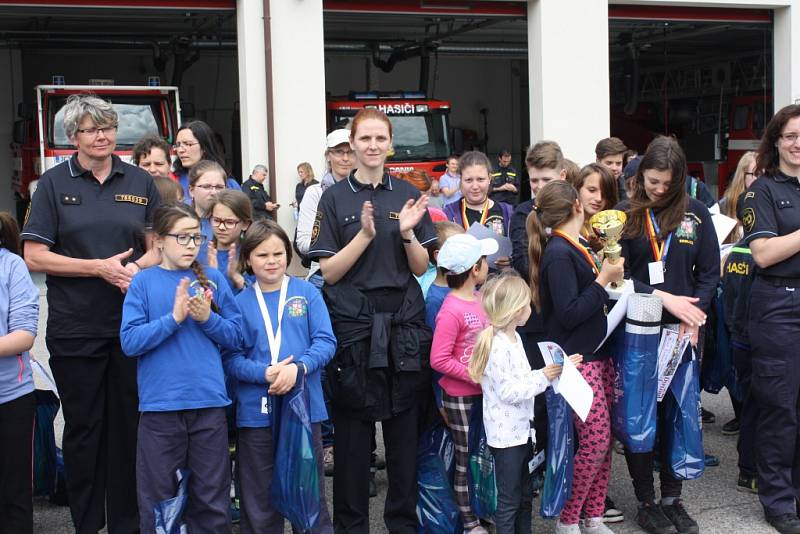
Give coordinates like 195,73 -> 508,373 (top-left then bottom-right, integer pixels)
749,278 -> 800,518
237,422 -> 332,534
732,343 -> 758,477
490,441 -> 534,534
136,407 -> 231,534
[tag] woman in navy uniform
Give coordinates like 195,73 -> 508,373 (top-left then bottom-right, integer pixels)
308,107 -> 437,533
741,104 -> 800,534
617,136 -> 719,534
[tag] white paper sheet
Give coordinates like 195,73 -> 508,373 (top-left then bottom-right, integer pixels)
594,285 -> 633,352
537,341 -> 565,392
467,222 -> 513,270
711,212 -> 739,246
656,327 -> 691,401
559,351 -> 594,422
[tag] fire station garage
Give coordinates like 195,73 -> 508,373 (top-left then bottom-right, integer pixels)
0,0 -> 798,233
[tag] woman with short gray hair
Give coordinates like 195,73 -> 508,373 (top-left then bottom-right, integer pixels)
21,92 -> 160,534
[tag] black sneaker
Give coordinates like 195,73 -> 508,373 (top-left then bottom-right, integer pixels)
701,408 -> 716,424
636,501 -> 677,534
767,514 -> 800,534
661,500 -> 699,534
603,496 -> 624,523
736,473 -> 758,494
722,418 -> 740,435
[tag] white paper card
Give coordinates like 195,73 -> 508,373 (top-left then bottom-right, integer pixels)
467,222 -> 513,270
648,261 -> 665,285
595,288 -> 632,352
656,328 -> 692,401
537,341 -> 566,392
558,353 -> 594,422
711,212 -> 739,245
261,397 -> 270,414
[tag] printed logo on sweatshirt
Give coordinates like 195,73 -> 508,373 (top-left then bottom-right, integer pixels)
286,297 -> 308,317
676,213 -> 699,244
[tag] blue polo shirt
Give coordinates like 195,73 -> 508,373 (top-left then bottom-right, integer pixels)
21,153 -> 160,338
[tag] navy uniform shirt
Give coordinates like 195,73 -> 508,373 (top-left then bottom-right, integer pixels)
490,164 -> 519,206
242,177 -> 273,220
21,153 -> 160,339
618,197 -> 720,324
308,172 -> 436,291
742,171 -> 800,277
722,241 -> 756,343
540,235 -> 610,361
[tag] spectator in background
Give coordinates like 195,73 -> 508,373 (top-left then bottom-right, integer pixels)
563,158 -> 581,184
490,148 -> 519,206
173,120 -> 241,201
132,134 -> 174,181
719,151 -> 757,244
292,162 -> 318,214
153,176 -> 183,204
595,137 -> 628,200
241,165 -> 279,221
439,154 -> 462,206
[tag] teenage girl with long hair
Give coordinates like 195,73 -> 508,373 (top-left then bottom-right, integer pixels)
207,189 -> 254,292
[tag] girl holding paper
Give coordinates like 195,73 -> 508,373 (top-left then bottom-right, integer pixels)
527,180 -> 623,534
528,181 -> 623,534
617,136 -> 719,534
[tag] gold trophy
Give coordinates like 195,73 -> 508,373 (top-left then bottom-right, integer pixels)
590,210 -> 631,298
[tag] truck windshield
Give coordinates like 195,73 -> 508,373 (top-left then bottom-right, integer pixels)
48,96 -> 168,148
333,109 -> 451,162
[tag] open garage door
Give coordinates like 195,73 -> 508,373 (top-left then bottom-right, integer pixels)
608,5 -> 773,197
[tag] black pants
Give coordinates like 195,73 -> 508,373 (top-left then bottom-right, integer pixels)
491,441 -> 534,534
0,392 -> 34,534
331,405 -> 419,533
732,343 -> 758,477
238,423 -> 333,534
623,399 -> 683,503
46,337 -> 139,534
748,278 -> 800,517
521,331 -> 548,455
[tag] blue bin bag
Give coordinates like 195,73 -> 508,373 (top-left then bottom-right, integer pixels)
271,374 -> 321,531
540,387 -> 574,518
467,398 -> 497,520
416,422 -> 461,534
154,469 -> 190,534
33,389 -> 60,497
611,294 -> 662,453
664,357 -> 705,481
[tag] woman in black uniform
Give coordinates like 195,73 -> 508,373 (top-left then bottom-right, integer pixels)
308,108 -> 437,533
618,136 -> 719,534
742,104 -> 800,534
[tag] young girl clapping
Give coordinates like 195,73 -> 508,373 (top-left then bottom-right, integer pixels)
121,203 -> 243,533
207,189 -> 254,292
467,272 -> 571,534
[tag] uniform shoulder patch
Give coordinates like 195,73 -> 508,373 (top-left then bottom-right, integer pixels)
311,210 -> 323,245
745,191 -> 755,200
743,207 -> 756,233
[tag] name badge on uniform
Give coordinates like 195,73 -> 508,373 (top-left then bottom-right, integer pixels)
261,396 -> 270,415
115,194 -> 148,206
389,212 -> 400,220
648,261 -> 665,285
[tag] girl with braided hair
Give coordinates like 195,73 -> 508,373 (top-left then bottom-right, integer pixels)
120,202 -> 243,533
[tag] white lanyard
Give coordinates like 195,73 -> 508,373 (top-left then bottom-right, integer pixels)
254,276 -> 289,365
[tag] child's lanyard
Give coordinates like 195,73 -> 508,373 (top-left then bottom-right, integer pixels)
254,276 -> 289,365
645,209 -> 672,284
551,230 -> 599,275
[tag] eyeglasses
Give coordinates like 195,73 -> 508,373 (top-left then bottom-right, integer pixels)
76,125 -> 117,136
210,216 -> 241,228
780,133 -> 800,144
329,148 -> 354,157
174,141 -> 200,150
165,233 -> 208,246
193,184 -> 226,192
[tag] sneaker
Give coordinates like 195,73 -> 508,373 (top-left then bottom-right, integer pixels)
660,499 -> 699,534
767,514 -> 800,534
736,473 -> 758,494
581,517 -> 615,533
701,407 -> 716,424
636,501 -> 677,534
603,497 -> 625,523
722,418 -> 740,435
704,453 -> 720,467
323,446 -> 334,477
554,520 -> 582,533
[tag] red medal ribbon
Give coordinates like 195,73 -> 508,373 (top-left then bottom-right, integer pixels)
461,199 -> 489,230
551,230 -> 599,275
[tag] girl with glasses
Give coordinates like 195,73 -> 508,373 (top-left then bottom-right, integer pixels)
174,120 -> 241,200
188,160 -> 228,266
207,190 -> 255,293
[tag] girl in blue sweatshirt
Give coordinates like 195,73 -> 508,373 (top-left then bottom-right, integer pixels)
207,189 -> 254,293
224,219 -> 336,533
121,203 -> 243,534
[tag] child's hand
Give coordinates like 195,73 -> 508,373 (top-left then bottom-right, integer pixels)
597,257 -> 624,287
207,242 -> 218,270
269,357 -> 299,395
188,288 -> 212,323
172,278 -> 190,324
568,353 -> 583,367
227,244 -> 246,289
542,364 -> 562,381
266,355 -> 294,384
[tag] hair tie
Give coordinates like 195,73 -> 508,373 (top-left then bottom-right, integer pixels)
532,204 -> 541,214
545,227 -> 553,236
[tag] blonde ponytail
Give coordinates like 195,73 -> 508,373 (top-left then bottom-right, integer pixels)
468,326 -> 495,383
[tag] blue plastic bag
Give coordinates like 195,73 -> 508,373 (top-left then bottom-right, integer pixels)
33,389 -> 60,497
416,422 -> 461,534
271,374 -> 321,531
540,387 -> 574,518
664,357 -> 705,480
467,398 -> 497,520
611,296 -> 661,453
154,469 -> 190,534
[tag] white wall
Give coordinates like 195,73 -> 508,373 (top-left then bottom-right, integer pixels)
0,48 -> 23,216
236,0 -> 269,176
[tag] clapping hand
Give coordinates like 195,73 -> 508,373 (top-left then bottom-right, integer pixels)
187,287 -> 212,323
172,278 -> 191,324
398,195 -> 429,234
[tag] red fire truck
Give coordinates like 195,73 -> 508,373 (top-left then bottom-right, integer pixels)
326,92 -> 452,178
12,84 -> 181,212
